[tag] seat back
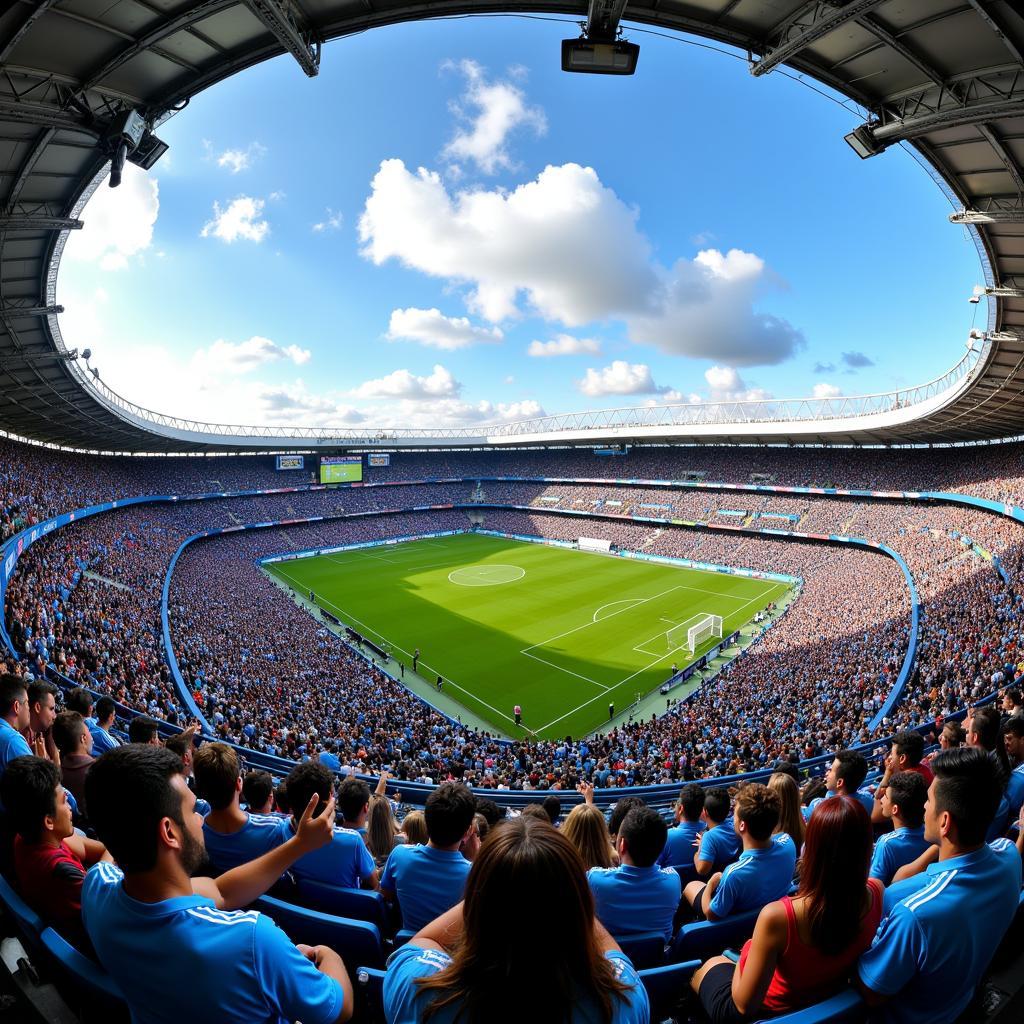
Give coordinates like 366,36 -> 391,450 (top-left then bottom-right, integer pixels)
617,930 -> 667,970
0,874 -> 44,953
757,988 -> 865,1024
255,895 -> 385,968
638,960 -> 699,1023
296,878 -> 389,931
39,927 -> 129,1023
671,908 -> 760,962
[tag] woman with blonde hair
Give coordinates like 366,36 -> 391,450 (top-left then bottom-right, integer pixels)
367,793 -> 404,868
400,809 -> 428,846
768,772 -> 806,856
562,802 -> 616,870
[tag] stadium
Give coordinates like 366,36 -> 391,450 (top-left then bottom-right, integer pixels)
1,1 -> 1024,1023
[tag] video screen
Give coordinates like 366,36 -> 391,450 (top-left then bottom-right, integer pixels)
320,455 -> 362,484
275,455 -> 304,471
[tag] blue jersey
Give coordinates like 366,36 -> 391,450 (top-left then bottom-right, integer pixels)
869,826 -> 932,886
203,814 -> 285,874
858,839 -> 1022,1024
379,844 -> 471,933
88,726 -> 120,756
659,820 -> 705,868
384,944 -> 649,1024
275,818 -> 375,889
804,789 -> 874,821
0,720 -> 31,811
696,818 -> 741,873
82,862 -> 345,1024
1006,764 -> 1024,819
587,864 -> 681,942
709,834 -> 796,919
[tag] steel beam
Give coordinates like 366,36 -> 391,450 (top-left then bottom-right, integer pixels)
242,0 -> 321,77
586,0 -> 629,42
0,303 -> 62,319
0,215 -> 82,231
978,123 -> 1024,195
967,1 -> 1024,67
752,0 -> 886,78
855,14 -> 945,87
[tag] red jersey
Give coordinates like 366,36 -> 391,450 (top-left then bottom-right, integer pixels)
13,835 -> 86,937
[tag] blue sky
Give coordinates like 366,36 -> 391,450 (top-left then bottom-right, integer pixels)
57,16 -> 985,430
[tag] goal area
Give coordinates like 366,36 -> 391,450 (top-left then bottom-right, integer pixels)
667,613 -> 723,653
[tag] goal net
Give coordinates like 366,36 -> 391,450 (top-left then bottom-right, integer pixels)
668,614 -> 723,653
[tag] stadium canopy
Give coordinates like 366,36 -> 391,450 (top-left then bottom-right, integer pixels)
1,0 -> 1023,453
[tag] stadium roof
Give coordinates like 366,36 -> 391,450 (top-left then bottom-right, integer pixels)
1,0 -> 1023,453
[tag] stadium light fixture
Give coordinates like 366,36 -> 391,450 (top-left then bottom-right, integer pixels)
563,0 -> 638,75
843,125 -> 885,159
102,109 -> 168,187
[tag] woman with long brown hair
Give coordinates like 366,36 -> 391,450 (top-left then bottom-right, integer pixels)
690,796 -> 882,1023
768,772 -> 806,857
382,815 -> 649,1023
367,793 -> 404,869
562,802 -> 617,870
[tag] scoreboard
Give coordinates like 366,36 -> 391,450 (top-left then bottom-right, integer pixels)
320,456 -> 362,484
275,455 -> 304,471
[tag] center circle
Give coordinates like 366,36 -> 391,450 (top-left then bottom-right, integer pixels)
448,564 -> 526,587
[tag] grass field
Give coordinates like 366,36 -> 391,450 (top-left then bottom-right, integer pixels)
265,533 -> 788,740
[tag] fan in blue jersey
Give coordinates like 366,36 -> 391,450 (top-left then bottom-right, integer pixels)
694,788 -> 742,877
803,749 -> 874,821
869,771 -> 932,886
82,745 -> 352,1024
0,675 -> 33,812
658,782 -> 707,871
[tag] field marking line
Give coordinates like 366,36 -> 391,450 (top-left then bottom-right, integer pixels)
632,612 -> 708,657
592,598 -> 647,622
520,650 -> 610,691
266,562 -> 521,731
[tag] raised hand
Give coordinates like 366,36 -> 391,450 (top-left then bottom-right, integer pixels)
295,792 -> 337,852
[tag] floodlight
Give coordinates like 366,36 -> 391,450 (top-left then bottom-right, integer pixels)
843,125 -> 884,159
969,295 -> 981,304
562,38 -> 639,75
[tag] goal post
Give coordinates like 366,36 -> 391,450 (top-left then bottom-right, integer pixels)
668,613 -> 723,653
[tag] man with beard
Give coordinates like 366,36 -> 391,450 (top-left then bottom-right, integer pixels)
82,745 -> 353,1024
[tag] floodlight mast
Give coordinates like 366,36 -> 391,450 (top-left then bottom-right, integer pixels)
562,0 -> 639,76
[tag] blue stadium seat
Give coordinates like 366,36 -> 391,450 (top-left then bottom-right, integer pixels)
295,878 -> 389,931
0,874 -> 44,955
394,928 -> 416,948
39,926 -> 128,1022
617,930 -> 668,969
670,908 -> 760,963
638,959 -> 699,1022
255,895 -> 386,968
755,988 -> 866,1024
666,863 -> 699,886
357,966 -> 387,1021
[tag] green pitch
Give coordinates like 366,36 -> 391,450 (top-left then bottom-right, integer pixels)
265,533 -> 788,740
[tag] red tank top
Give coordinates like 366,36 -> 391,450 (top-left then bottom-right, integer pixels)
738,879 -> 883,1014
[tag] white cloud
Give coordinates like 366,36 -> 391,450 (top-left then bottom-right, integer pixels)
364,397 -> 545,429
528,334 -> 601,358
352,364 -> 461,400
442,59 -> 547,174
578,361 -> 668,397
63,165 -> 159,271
702,365 -> 772,403
216,142 -> 266,174
256,382 -> 363,425
386,307 -> 503,350
192,336 -> 311,376
812,382 -> 842,399
201,196 -> 269,243
312,207 -> 343,232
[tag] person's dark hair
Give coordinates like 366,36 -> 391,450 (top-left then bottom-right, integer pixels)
242,771 -> 274,811
65,687 -> 94,717
163,731 -> 194,762
475,797 -> 502,829
619,806 -> 667,867
771,761 -> 802,785
971,706 -> 1011,779
0,673 -> 27,717
193,742 -> 240,811
274,780 -> 290,814
677,783 -> 706,822
541,794 -> 561,826
892,731 -> 925,767
51,711 -> 85,756
0,756 -> 60,840
284,762 -> 333,820
1006,689 -> 1023,708
833,750 -> 868,792
942,721 -> 966,746
27,679 -> 57,710
337,777 -> 371,822
734,783 -> 781,841
1004,717 -> 1024,740
931,746 -> 1004,846
887,772 -> 927,828
127,716 -> 160,745
415,817 -> 630,1021
85,746 -> 186,873
94,695 -> 116,725
703,788 -> 731,825
520,804 -> 550,822
798,796 -> 873,955
424,783 -> 477,846
608,796 -> 645,837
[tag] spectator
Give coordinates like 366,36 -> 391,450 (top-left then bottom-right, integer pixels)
383,816 -> 649,1023
0,755 -> 110,949
282,762 -> 377,890
588,806 -> 680,942
965,705 -> 1012,839
870,773 -> 931,885
695,788 -> 741,877
563,803 -> 616,870
82,745 -> 353,1024
242,770 -> 275,814
274,779 -> 290,816
659,783 -> 706,868
474,798 -> 501,832
127,716 -> 161,746
871,732 -> 933,826
768,773 -> 805,857
858,748 -> 1022,1024
541,794 -> 561,826
51,712 -> 95,820
337,776 -> 371,835
380,783 -> 475,932
65,687 -> 95,725
1003,718 -> 1024,820
608,797 -> 645,844
0,674 -> 32,796
88,696 -> 120,755
194,743 -> 284,874
367,794 -> 403,870
684,784 -> 795,922
805,751 -> 872,820
691,796 -> 882,1022
1001,689 -> 1024,721
400,810 -> 428,846
26,680 -> 58,763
